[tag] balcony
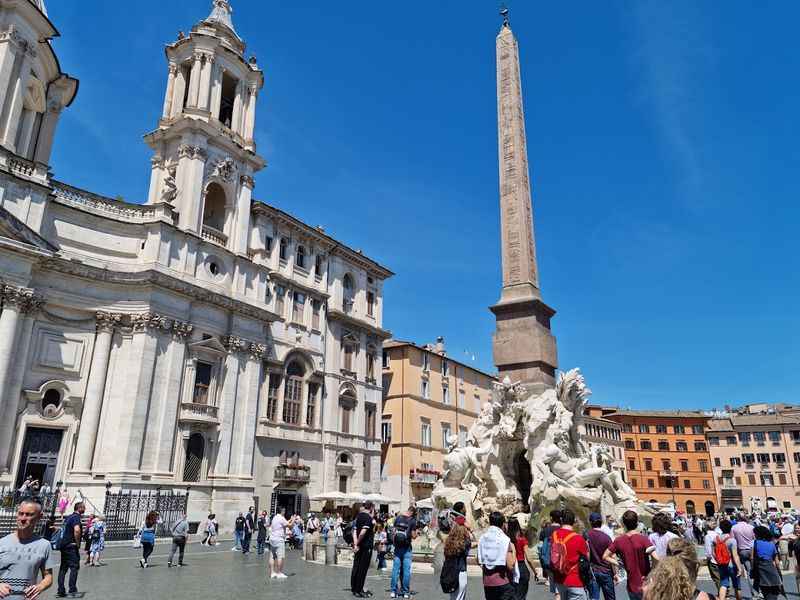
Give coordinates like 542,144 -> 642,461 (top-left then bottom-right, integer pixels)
409,468 -> 439,487
274,464 -> 311,484
201,225 -> 228,247
179,402 -> 220,426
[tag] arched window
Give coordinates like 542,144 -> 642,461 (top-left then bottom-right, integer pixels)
202,183 -> 226,232
279,449 -> 288,464
685,500 -> 696,515
340,387 -> 356,434
296,245 -> 306,269
183,433 -> 204,482
342,274 -> 354,310
704,500 -> 715,517
283,360 -> 305,425
338,452 -> 350,464
41,389 -> 61,416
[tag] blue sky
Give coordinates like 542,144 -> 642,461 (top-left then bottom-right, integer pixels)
46,2 -> 799,411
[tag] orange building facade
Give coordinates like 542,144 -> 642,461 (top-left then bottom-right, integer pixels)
604,410 -> 718,516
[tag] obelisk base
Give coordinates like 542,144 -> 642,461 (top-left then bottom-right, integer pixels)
490,296 -> 558,388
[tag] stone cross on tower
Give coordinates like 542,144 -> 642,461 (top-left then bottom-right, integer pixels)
490,12 -> 558,389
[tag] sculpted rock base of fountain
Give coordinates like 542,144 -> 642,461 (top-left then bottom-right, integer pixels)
433,369 -> 665,530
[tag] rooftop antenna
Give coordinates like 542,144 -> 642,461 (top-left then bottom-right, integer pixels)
499,4 -> 510,27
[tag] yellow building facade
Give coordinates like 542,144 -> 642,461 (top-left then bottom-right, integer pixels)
381,339 -> 496,508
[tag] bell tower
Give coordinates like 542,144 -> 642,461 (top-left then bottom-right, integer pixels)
144,0 -> 265,255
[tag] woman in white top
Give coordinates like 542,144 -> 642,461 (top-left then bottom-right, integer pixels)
649,513 -> 679,561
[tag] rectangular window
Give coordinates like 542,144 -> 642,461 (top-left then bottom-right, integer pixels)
739,431 -> 751,445
622,424 -> 633,433
761,473 -> 773,486
673,425 -> 685,434
662,459 -> 671,471
631,478 -> 638,488
283,377 -> 302,425
694,441 -> 707,452
714,457 -> 721,467
684,479 -> 691,489
343,343 -> 354,372
341,405 -> 352,434
791,430 -> 800,443
366,352 -> 376,382
772,453 -> 786,464
292,291 -> 306,323
624,440 -> 635,450
698,460 -> 709,472
709,437 -> 720,446
680,460 -> 689,471
754,431 -> 766,443
726,436 -> 737,446
366,291 -> 375,316
382,351 -> 390,369
778,473 -> 787,485
640,440 -> 652,450
363,455 -> 371,482
742,453 -> 755,464
311,300 -> 321,330
421,380 -> 429,399
381,421 -> 392,444
193,361 -> 213,404
692,425 -> 704,435
266,373 -> 281,421
658,440 -> 669,451
458,389 -> 465,409
702,479 -> 711,490
647,479 -> 654,488
442,387 -> 450,405
422,352 -> 430,372
421,420 -> 431,447
306,382 -> 318,427
365,404 -> 376,439
628,459 -> 636,470
676,440 -> 688,452
474,394 -> 481,412
338,474 -> 348,494
639,424 -> 650,433
442,359 -> 449,376
275,285 -> 285,316
655,424 -> 667,434
757,453 -> 770,464
748,473 -> 756,485
768,430 -> 781,442
441,423 -> 451,448
794,452 -> 800,463
730,457 -> 741,467
644,459 -> 653,471
459,426 -> 468,447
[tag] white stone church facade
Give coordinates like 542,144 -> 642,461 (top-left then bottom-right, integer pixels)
0,0 -> 391,526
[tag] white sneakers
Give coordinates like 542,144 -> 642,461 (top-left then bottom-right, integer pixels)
270,573 -> 287,579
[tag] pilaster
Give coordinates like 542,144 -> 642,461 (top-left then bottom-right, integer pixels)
213,336 -> 246,476
162,63 -> 178,118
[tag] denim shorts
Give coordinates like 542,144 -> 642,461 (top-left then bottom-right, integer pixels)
718,563 -> 740,589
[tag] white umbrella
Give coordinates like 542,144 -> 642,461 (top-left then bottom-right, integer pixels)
363,492 -> 400,505
310,491 -> 349,502
415,498 -> 434,510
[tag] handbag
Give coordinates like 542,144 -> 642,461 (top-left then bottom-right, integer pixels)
132,534 -> 141,549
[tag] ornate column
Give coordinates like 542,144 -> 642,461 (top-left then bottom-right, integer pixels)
231,79 -> 244,134
197,54 -> 213,111
243,84 -> 258,149
0,285 -> 31,417
72,312 -> 121,473
32,98 -> 63,165
0,291 -> 43,473
187,52 -> 203,109
2,48 -> 32,152
162,63 -> 178,118
233,174 -> 254,254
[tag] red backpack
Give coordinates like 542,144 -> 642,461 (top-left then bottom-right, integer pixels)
550,531 -> 577,577
713,534 -> 732,566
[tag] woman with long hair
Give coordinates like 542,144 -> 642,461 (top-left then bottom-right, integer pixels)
649,512 -> 679,562
665,537 -> 715,599
443,520 -> 472,600
642,556 -> 708,600
138,510 -> 159,568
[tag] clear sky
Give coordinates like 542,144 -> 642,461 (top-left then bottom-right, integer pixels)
46,1 -> 799,411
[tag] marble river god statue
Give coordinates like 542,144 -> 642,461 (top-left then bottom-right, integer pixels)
433,369 -> 662,529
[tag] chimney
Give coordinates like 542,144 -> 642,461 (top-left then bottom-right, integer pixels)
435,336 -> 446,355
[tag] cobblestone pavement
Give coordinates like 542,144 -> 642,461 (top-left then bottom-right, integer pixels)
41,542 -> 799,600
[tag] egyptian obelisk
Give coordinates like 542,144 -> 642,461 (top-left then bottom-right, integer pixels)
490,9 -> 558,389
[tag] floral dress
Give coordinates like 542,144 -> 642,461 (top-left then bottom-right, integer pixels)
90,521 -> 105,553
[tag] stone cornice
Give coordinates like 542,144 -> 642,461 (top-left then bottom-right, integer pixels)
382,392 -> 479,419
39,257 -> 280,323
327,307 -> 391,340
269,271 -> 329,301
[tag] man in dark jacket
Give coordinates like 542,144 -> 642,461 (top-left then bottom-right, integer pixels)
242,507 -> 255,554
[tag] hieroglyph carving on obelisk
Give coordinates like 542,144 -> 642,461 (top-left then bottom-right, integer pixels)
496,23 -> 539,302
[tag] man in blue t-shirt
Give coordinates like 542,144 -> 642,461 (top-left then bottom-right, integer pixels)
390,507 -> 418,598
56,501 -> 85,598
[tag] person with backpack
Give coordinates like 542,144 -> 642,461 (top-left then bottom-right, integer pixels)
603,510 -> 653,600
442,516 -> 472,600
714,520 -> 743,600
257,511 -> 269,556
477,511 -> 517,600
57,501 -> 84,598
549,508 -> 589,600
539,510 -> 563,600
390,506 -> 418,599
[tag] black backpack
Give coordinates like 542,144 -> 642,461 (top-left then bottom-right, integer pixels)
393,516 -> 411,547
342,521 -> 354,545
439,557 -> 460,593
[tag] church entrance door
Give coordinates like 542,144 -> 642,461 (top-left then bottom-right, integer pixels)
15,428 -> 63,489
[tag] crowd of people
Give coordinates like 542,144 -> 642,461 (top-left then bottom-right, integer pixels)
2,489 -> 800,600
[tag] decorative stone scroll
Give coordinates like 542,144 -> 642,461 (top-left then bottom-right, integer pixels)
177,144 -> 208,161
95,311 -> 123,333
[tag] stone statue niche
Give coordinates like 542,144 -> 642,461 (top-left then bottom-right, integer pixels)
433,369 -> 664,530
